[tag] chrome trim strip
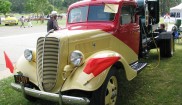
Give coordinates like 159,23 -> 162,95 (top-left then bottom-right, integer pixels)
11,83 -> 90,105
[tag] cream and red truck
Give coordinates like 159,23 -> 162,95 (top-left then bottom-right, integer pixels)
11,0 -> 174,105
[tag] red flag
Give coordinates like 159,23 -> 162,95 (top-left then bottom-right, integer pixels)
83,56 -> 120,77
4,51 -> 14,73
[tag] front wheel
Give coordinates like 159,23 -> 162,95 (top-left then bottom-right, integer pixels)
90,68 -> 122,105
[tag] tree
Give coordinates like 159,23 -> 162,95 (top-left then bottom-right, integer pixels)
160,0 -> 181,16
9,0 -> 26,13
48,0 -> 77,12
26,0 -> 50,15
0,0 -> 12,15
62,0 -> 77,7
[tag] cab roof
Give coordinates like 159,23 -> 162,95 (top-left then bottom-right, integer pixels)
69,0 -> 136,9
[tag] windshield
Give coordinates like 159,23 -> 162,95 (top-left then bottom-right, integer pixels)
68,5 -> 116,23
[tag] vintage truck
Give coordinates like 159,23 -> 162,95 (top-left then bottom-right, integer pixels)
11,0 -> 174,105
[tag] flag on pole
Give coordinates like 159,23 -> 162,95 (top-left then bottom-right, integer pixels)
4,51 -> 14,73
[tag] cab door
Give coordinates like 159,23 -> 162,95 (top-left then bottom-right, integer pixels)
117,5 -> 140,54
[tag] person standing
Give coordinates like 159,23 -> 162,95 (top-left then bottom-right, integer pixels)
20,16 -> 25,28
47,11 -> 59,32
27,17 -> 32,27
163,13 -> 170,30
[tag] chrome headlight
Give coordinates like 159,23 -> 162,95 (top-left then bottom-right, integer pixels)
70,50 -> 84,66
24,49 -> 33,61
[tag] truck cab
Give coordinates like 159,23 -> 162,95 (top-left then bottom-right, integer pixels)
67,0 -> 140,55
11,0 -> 173,105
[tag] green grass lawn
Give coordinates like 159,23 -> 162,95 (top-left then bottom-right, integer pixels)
126,42 -> 182,105
0,43 -> 182,105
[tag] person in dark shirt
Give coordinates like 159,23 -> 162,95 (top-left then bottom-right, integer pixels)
47,11 -> 59,32
155,24 -> 166,33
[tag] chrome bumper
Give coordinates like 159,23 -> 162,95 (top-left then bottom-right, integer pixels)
11,83 -> 90,105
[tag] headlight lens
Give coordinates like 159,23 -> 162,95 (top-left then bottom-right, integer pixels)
70,50 -> 84,66
24,49 -> 33,61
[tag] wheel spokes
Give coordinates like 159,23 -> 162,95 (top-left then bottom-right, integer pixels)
105,76 -> 118,105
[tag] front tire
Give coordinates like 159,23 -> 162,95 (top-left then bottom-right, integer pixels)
90,68 -> 122,105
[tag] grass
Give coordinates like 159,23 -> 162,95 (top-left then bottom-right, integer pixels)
125,42 -> 182,105
0,77 -> 58,105
0,43 -> 182,105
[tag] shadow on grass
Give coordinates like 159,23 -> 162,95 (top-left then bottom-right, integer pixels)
28,99 -> 59,105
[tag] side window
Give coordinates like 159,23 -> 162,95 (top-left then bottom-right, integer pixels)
120,5 -> 136,25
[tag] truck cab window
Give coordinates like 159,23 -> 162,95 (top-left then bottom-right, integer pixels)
88,5 -> 115,21
68,6 -> 88,23
68,5 -> 115,23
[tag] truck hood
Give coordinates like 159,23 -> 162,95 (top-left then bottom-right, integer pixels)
67,22 -> 116,32
47,28 -> 109,40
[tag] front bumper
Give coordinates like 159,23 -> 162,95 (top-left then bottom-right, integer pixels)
11,83 -> 90,105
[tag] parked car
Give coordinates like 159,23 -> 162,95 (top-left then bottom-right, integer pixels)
4,15 -> 18,25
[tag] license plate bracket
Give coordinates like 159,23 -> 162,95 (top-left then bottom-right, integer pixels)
14,75 -> 29,84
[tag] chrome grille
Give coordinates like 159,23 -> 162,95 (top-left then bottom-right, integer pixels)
37,37 -> 59,92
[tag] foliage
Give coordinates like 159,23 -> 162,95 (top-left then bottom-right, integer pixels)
62,0 -> 78,7
0,0 -> 12,15
8,0 -> 78,14
25,0 -> 51,16
9,0 -> 25,13
5,0 -> 182,15
160,0 -> 181,15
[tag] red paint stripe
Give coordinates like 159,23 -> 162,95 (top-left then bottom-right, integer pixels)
83,56 -> 120,76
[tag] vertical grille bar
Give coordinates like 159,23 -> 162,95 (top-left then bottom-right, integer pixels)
37,37 -> 59,92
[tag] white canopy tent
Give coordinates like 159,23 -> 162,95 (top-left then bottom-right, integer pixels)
170,3 -> 182,22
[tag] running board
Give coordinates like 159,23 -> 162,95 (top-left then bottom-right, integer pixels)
130,62 -> 147,73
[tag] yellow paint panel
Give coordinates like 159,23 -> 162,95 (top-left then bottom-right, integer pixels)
75,37 -> 111,54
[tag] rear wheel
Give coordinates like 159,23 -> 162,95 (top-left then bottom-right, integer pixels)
90,68 -> 122,105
